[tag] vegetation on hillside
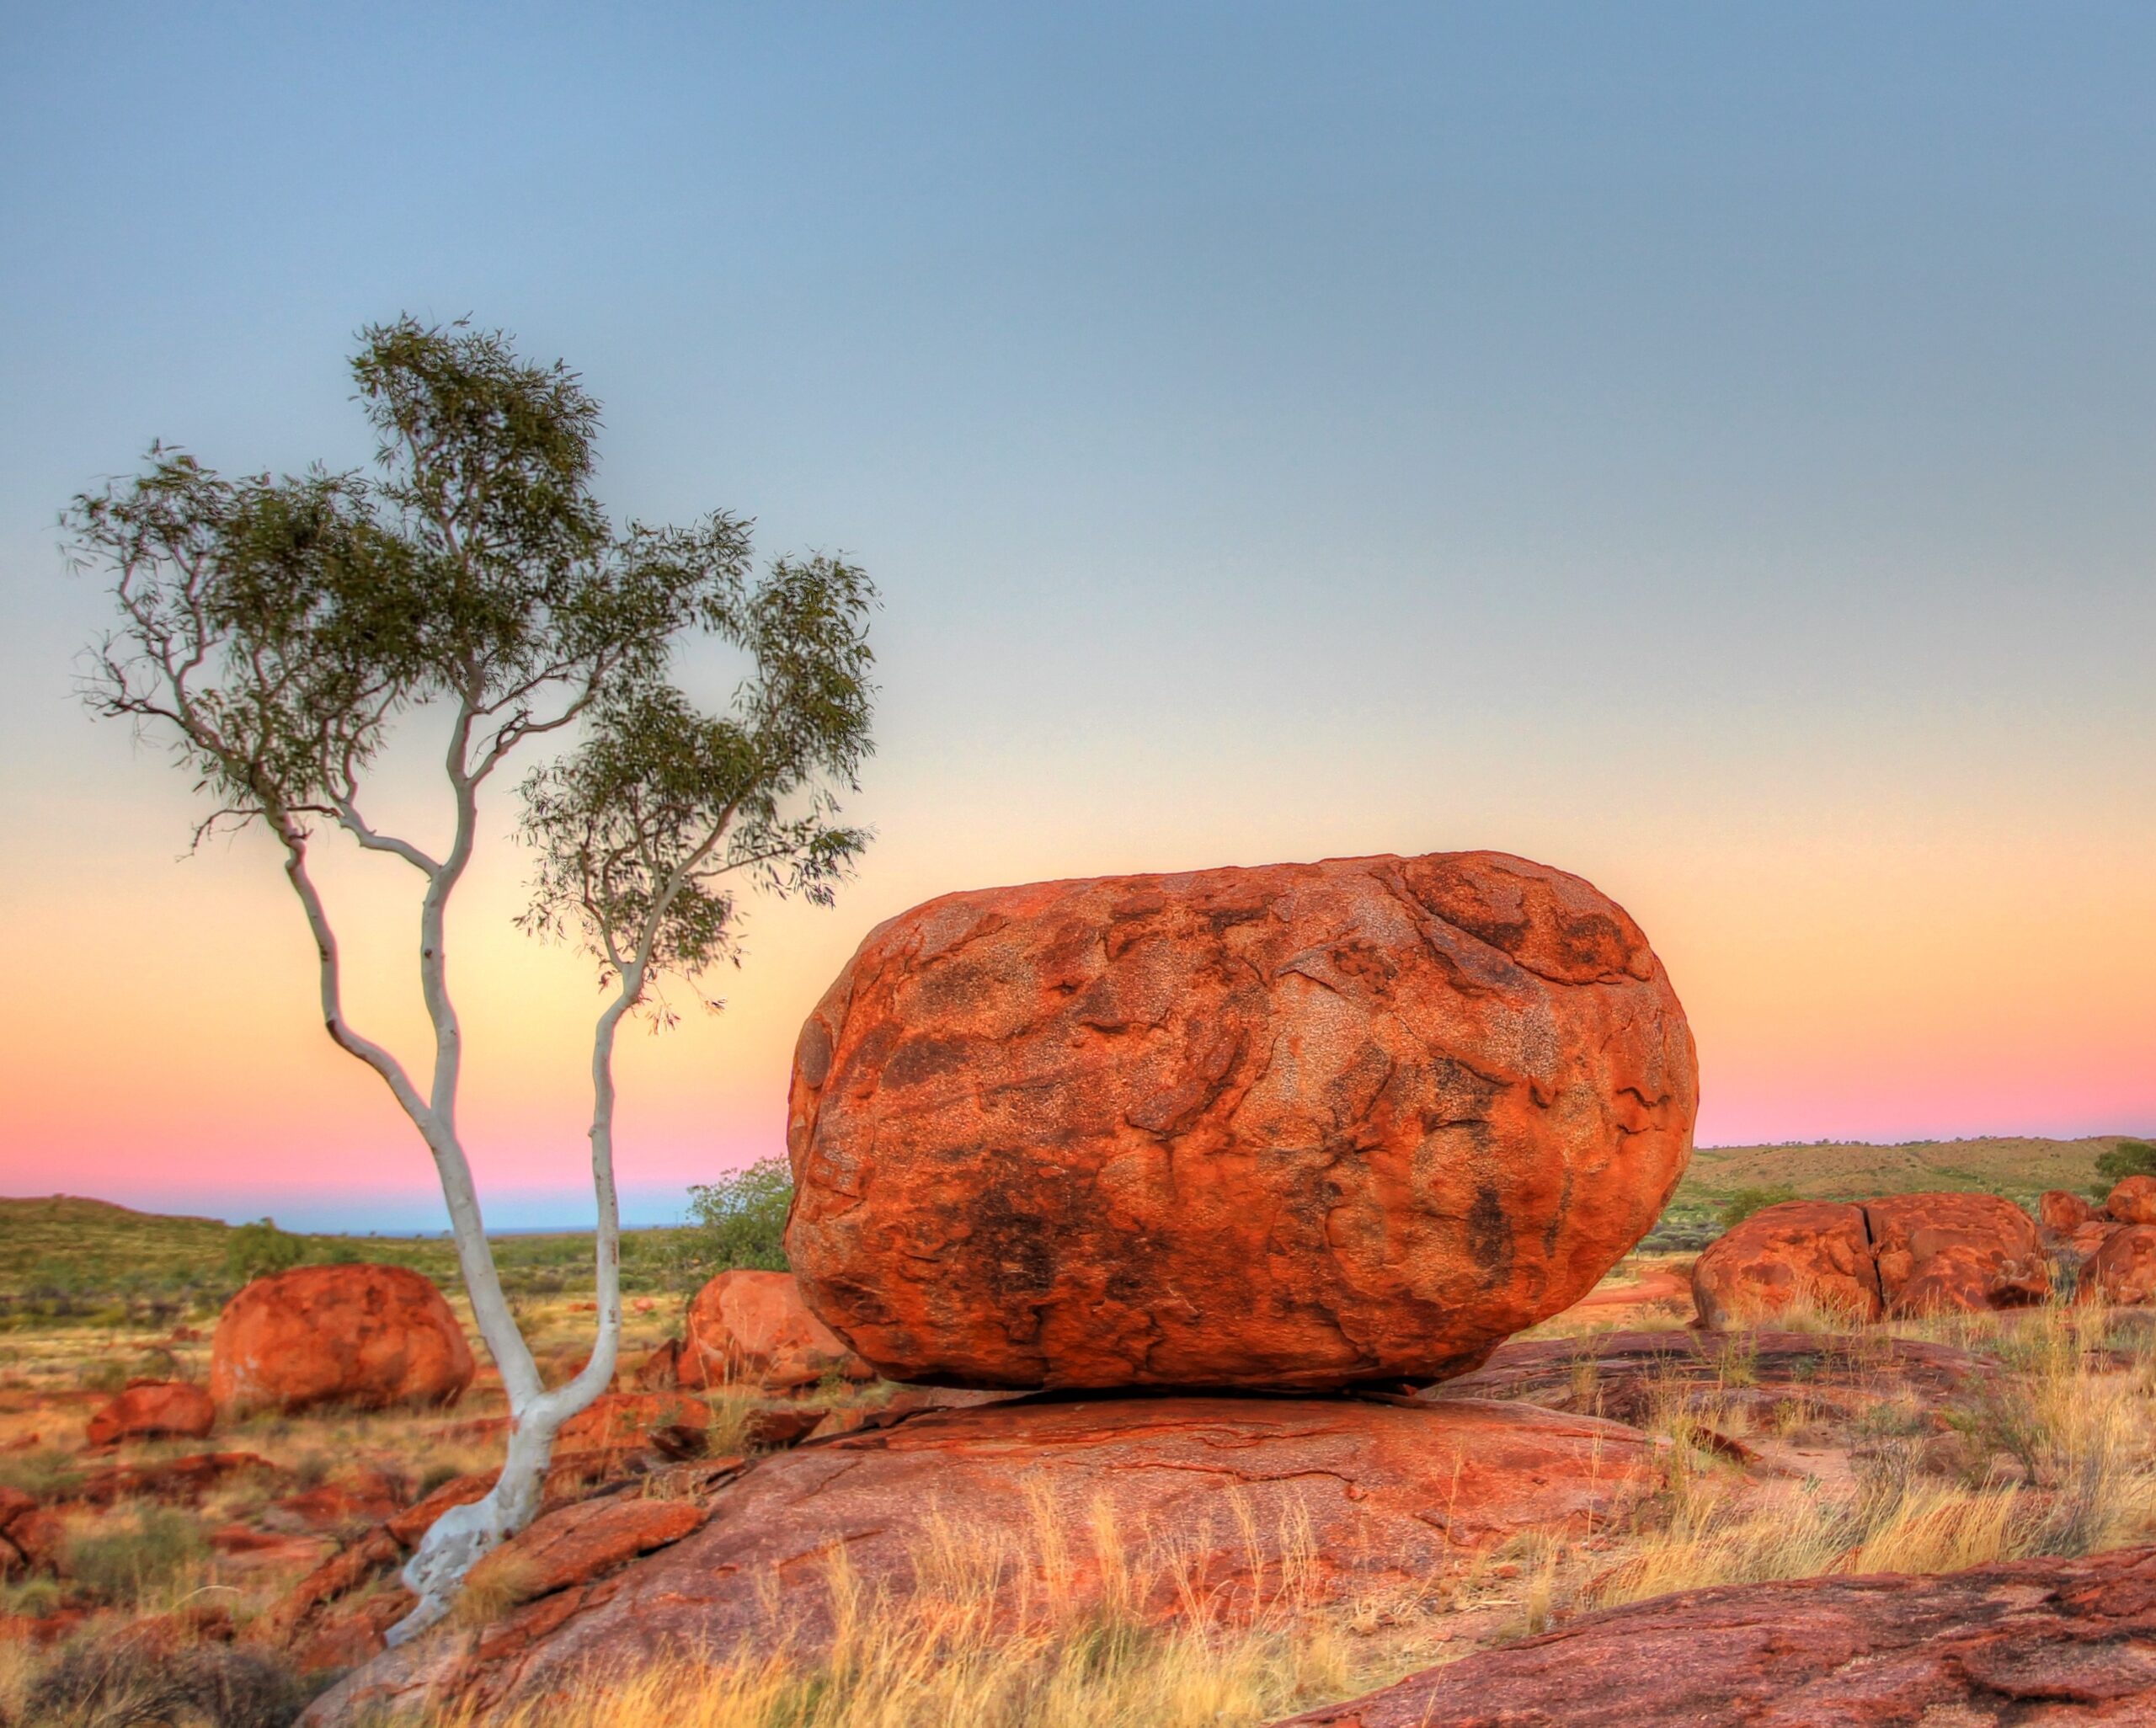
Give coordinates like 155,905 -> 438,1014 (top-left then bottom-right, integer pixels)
1642,1133 -> 2147,1250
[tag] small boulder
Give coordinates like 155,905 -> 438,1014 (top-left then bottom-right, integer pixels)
2037,1188 -> 2096,1232
631,1338 -> 682,1391
787,851 -> 1698,1389
84,1379 -> 216,1448
211,1264 -> 475,1416
555,1391 -> 709,1453
2079,1225 -> 2156,1306
677,1271 -> 873,1392
2106,1173 -> 2156,1224
1864,1192 -> 2047,1315
1690,1203 -> 1881,1328
0,1486 -> 65,1576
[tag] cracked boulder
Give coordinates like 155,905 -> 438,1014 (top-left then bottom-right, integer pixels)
1692,1192 -> 2047,1327
211,1265 -> 475,1417
1273,1543 -> 2156,1726
84,1379 -> 216,1448
297,1394 -> 1662,1725
1690,1202 -> 1881,1329
786,850 -> 1697,1390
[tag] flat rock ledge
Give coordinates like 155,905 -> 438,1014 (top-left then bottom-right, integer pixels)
1274,1543 -> 2156,1727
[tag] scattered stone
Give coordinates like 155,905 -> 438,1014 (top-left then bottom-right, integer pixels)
787,850 -> 1698,1390
556,1391 -> 710,1453
77,1451 -> 278,1507
631,1338 -> 681,1390
0,1485 -> 66,1576
2079,1224 -> 2156,1306
83,1379 -> 216,1448
1272,1543 -> 2156,1726
211,1264 -> 475,1416
302,1395 -> 1663,1723
1690,1203 -> 1881,1328
677,1271 -> 873,1392
2107,1173 -> 2156,1225
742,1406 -> 823,1449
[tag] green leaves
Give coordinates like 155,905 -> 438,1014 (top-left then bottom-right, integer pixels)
517,547 -> 878,1006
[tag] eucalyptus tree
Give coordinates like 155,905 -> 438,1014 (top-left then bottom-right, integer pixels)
67,318 -> 875,1635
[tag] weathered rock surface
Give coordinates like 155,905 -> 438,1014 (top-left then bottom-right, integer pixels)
2106,1174 -> 2156,1225
2079,1224 -> 2156,1306
463,1495 -> 707,1608
676,1271 -> 873,1392
1864,1191 -> 2048,1315
0,1486 -> 65,1576
303,1395 -> 1663,1723
2040,1188 -> 2099,1232
1690,1203 -> 1881,1328
1693,1192 -> 2048,1326
1436,1328 -> 1991,1427
1274,1544 -> 2156,1726
84,1379 -> 216,1448
211,1265 -> 475,1416
555,1390 -> 709,1453
787,850 -> 1697,1389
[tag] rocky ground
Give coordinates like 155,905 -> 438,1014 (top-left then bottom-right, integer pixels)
3,1249 -> 2153,1727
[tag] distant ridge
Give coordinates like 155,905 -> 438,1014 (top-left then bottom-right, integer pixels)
1674,1133 -> 2141,1208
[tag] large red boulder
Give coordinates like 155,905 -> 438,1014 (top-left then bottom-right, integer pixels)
2106,1173 -> 2156,1224
1689,1202 -> 1881,1328
2079,1224 -> 2156,1306
302,1395 -> 1664,1723
2038,1187 -> 2097,1232
211,1265 -> 475,1416
1275,1544 -> 2156,1726
1863,1191 -> 2047,1315
676,1271 -> 873,1392
84,1379 -> 216,1448
786,851 -> 1697,1389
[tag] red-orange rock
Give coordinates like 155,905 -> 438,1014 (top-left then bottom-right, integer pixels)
677,1271 -> 873,1392
463,1495 -> 707,1607
83,1379 -> 216,1448
555,1391 -> 709,1452
2038,1188 -> 2097,1232
2079,1224 -> 2156,1305
1690,1203 -> 1881,1329
631,1338 -> 682,1390
77,1451 -> 276,1506
1275,1544 -> 2156,1726
1863,1192 -> 2047,1315
304,1395 -> 1664,1723
787,851 -> 1698,1389
211,1264 -> 475,1416
2107,1173 -> 2156,1224
0,1486 -> 65,1576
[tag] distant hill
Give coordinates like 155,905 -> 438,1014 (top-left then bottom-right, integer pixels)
0,1194 -> 687,1321
1673,1134 -> 2137,1212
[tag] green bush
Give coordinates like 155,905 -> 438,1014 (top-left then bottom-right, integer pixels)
675,1156 -> 793,1284
1716,1185 -> 1801,1229
2089,1139 -> 2156,1202
226,1219 -> 307,1285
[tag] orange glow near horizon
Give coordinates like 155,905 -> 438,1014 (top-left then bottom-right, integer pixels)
8,749 -> 2153,1229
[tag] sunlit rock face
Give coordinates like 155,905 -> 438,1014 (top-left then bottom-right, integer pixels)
211,1264 -> 474,1416
785,850 -> 1698,1390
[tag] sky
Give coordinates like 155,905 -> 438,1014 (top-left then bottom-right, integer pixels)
2,4 -> 2152,1230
